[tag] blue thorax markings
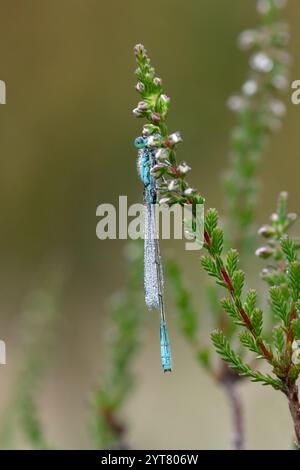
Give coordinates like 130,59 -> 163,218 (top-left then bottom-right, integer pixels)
134,136 -> 157,204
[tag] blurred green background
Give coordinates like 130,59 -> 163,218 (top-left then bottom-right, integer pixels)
0,0 -> 299,449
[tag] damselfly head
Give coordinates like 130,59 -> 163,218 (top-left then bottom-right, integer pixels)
134,136 -> 147,149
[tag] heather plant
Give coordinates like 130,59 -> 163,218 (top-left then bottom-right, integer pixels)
0,0 -> 293,454
0,273 -> 64,449
131,0 -> 291,449
92,243 -> 144,449
94,0 -> 294,450
132,30 -> 300,454
215,0 -> 290,447
225,0 -> 290,253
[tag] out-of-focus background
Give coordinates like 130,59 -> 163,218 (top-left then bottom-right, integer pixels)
0,0 -> 299,449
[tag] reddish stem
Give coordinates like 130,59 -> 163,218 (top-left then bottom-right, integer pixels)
220,268 -> 234,295
204,230 -> 211,246
286,382 -> 300,447
287,309 -> 296,347
285,307 -> 296,375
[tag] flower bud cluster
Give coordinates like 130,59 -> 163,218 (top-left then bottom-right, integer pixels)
133,44 -> 205,208
256,192 -> 298,284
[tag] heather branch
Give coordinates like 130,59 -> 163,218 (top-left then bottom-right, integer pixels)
92,243 -> 144,449
131,0 -> 296,446
133,44 -> 204,210
225,0 -> 290,252
132,21 -> 291,446
256,192 -> 300,445
204,227 -> 275,367
134,45 -> 282,378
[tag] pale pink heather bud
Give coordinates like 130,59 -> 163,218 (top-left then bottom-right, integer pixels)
250,52 -> 273,73
269,99 -> 286,117
271,213 -> 279,222
142,127 -> 151,136
153,77 -> 162,86
132,107 -> 143,117
135,82 -> 145,93
255,246 -> 274,259
257,0 -> 271,14
147,135 -> 160,147
258,225 -> 274,238
184,187 -> 196,196
227,95 -> 246,112
242,80 -> 258,96
292,339 -> 300,365
142,124 -> 159,136
150,164 -> 165,177
168,180 -> 178,191
238,30 -> 256,50
160,94 -> 170,105
155,148 -> 169,161
159,197 -> 171,205
138,101 -> 149,111
292,350 -> 300,365
134,43 -> 147,57
177,162 -> 191,175
151,112 -> 161,123
168,132 -> 183,145
292,340 -> 300,351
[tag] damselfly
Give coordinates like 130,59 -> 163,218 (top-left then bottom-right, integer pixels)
134,135 -> 172,373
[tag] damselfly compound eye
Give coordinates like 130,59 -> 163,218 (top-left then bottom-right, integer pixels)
134,136 -> 146,149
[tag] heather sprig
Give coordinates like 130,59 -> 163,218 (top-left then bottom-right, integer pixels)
256,193 -> 300,373
256,191 -> 298,272
212,0 -> 291,350
92,243 -> 143,449
186,192 -> 300,451
207,193 -> 300,446
133,44 -> 204,209
203,0 -> 291,447
165,0 -> 290,448
132,5 -> 300,443
202,208 -> 280,374
225,0 -> 290,252
0,275 -> 64,450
